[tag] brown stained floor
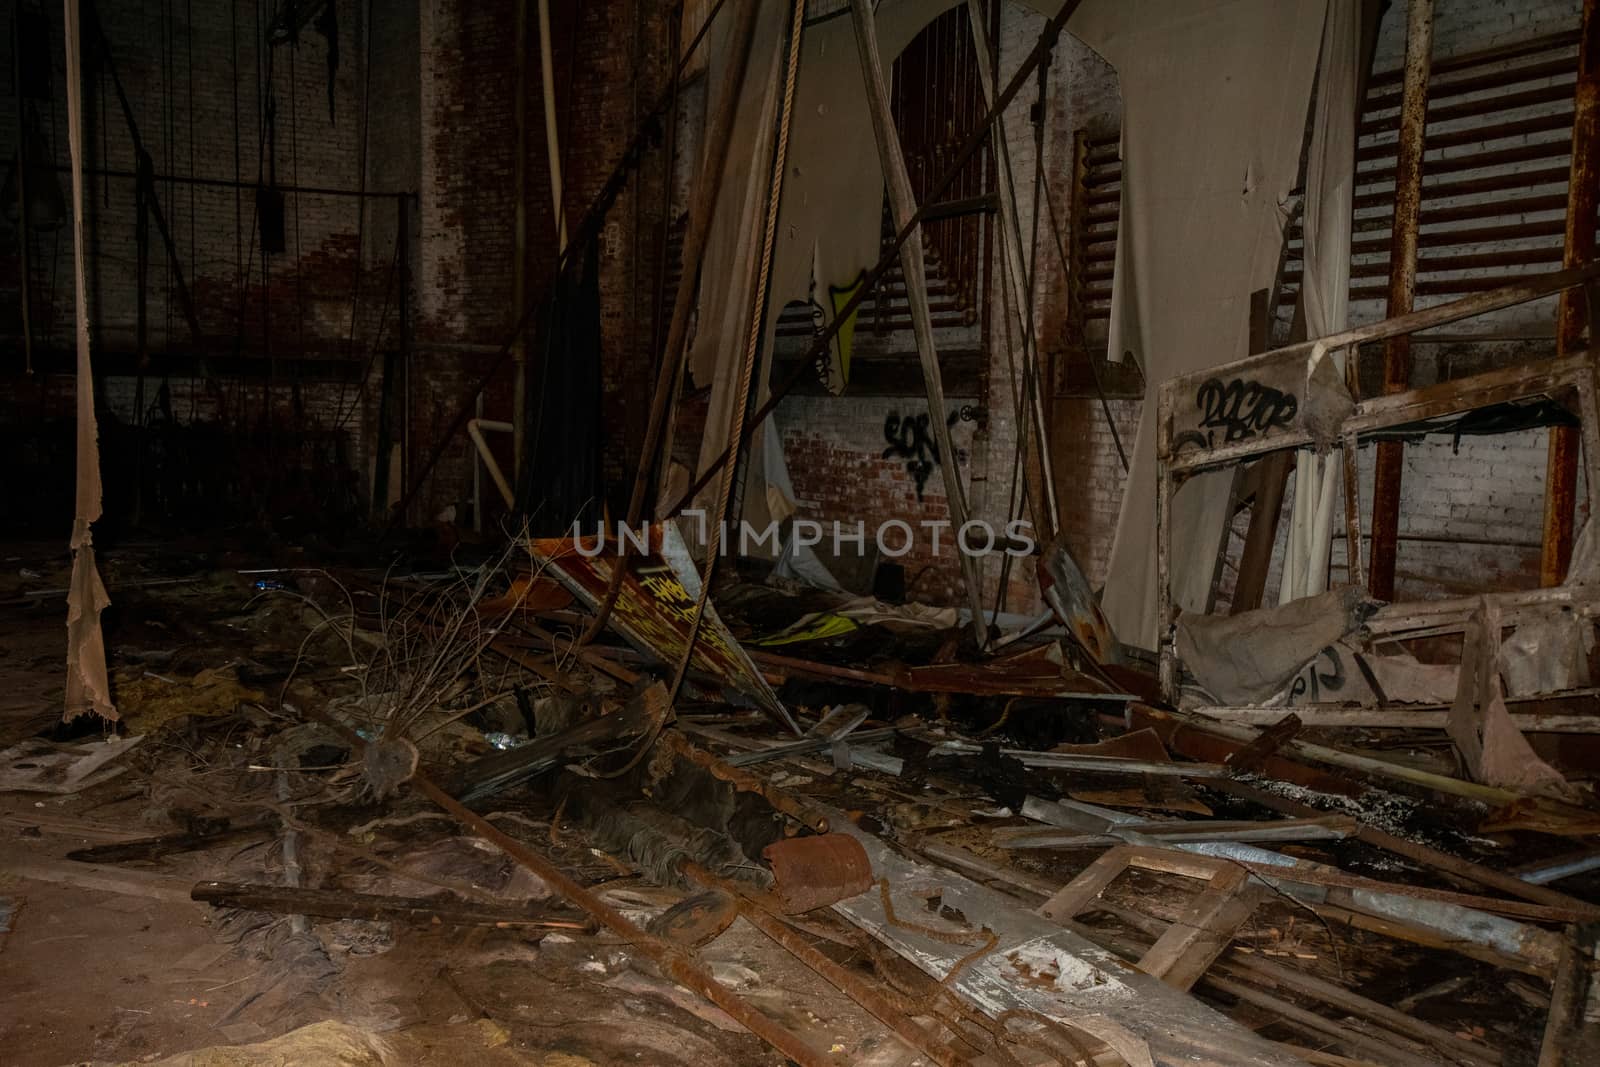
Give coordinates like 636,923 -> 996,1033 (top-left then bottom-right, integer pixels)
0,546 -> 915,1067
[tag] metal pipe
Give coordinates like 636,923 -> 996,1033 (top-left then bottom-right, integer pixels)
1541,0 -> 1597,587
467,419 -> 516,510
655,729 -> 832,833
967,3 -> 1060,544
579,0 -> 761,646
1519,850 -> 1600,885
681,862 -> 964,1067
1370,0 -> 1434,601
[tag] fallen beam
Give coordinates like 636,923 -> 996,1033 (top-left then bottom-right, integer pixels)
190,881 -> 592,930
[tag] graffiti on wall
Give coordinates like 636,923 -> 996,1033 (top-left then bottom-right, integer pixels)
1173,376 -> 1299,454
882,405 -> 981,500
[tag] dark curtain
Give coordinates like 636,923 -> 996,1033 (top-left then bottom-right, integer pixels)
517,234 -> 603,535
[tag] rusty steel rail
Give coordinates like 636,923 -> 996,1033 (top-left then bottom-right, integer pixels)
409,772 -> 833,1065
655,729 -> 833,833
682,862 -> 967,1067
1370,0 -> 1434,600
303,694 -> 836,1064
1542,0 -> 1599,587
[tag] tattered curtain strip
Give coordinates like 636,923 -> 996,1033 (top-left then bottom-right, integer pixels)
1282,0 -> 1360,605
1082,0 -> 1329,649
62,0 -> 116,722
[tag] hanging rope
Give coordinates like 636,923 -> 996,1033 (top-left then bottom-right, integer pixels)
668,0 -> 807,703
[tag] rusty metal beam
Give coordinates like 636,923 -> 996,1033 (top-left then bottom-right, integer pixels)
409,772 -> 832,1065
1370,0 -> 1434,601
1542,0 -> 1598,587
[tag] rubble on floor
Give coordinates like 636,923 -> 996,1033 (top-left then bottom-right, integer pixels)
3,535 -> 1598,1067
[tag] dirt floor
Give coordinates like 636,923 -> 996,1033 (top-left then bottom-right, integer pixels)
0,540 -> 927,1067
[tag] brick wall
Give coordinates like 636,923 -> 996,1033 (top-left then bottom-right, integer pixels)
414,0 -> 669,524
0,0 -> 387,526
2,0 -> 669,531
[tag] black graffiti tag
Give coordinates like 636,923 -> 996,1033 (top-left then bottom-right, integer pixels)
883,407 -> 980,500
1290,645 -> 1347,703
1174,377 -> 1299,453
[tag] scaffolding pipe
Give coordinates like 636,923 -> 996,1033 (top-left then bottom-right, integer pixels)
1541,0 -> 1598,587
1369,0 -> 1433,601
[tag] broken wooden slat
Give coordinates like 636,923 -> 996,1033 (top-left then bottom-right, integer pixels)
66,820 -> 274,865
1138,866 -> 1260,992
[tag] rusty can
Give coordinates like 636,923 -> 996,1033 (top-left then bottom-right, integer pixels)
762,833 -> 874,914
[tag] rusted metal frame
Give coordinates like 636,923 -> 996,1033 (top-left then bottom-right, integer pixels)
851,0 -> 990,644
1162,266 -> 1600,442
1165,350 -> 1595,477
386,0 -> 731,529
1542,0 -> 1598,587
681,862 -> 969,1067
654,729 -> 832,833
408,772 -> 833,1065
1371,0 -> 1434,601
656,2 -> 1114,527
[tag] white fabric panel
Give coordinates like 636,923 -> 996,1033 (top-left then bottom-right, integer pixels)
1076,0 -> 1328,649
1291,0 -> 1361,602
687,1 -> 1064,544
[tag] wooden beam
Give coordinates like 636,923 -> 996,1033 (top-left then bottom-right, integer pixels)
850,0 -> 991,643
190,880 -> 590,930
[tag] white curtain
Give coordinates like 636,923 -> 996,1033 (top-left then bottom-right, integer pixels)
1281,0 -> 1360,605
1077,0 -> 1329,649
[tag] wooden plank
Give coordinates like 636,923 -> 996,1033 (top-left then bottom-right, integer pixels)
1139,866 -> 1258,992
5,854 -> 196,904
1036,847 -> 1133,923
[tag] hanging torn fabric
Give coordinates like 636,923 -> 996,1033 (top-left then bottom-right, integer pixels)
1077,0 -> 1329,650
1282,0 -> 1362,605
62,0 -> 116,723
682,0 -> 1063,550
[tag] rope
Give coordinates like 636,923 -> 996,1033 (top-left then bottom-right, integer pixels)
668,0 -> 807,702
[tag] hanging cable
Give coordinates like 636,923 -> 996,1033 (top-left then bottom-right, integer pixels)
988,27 -> 1055,635
1038,166 -> 1130,473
